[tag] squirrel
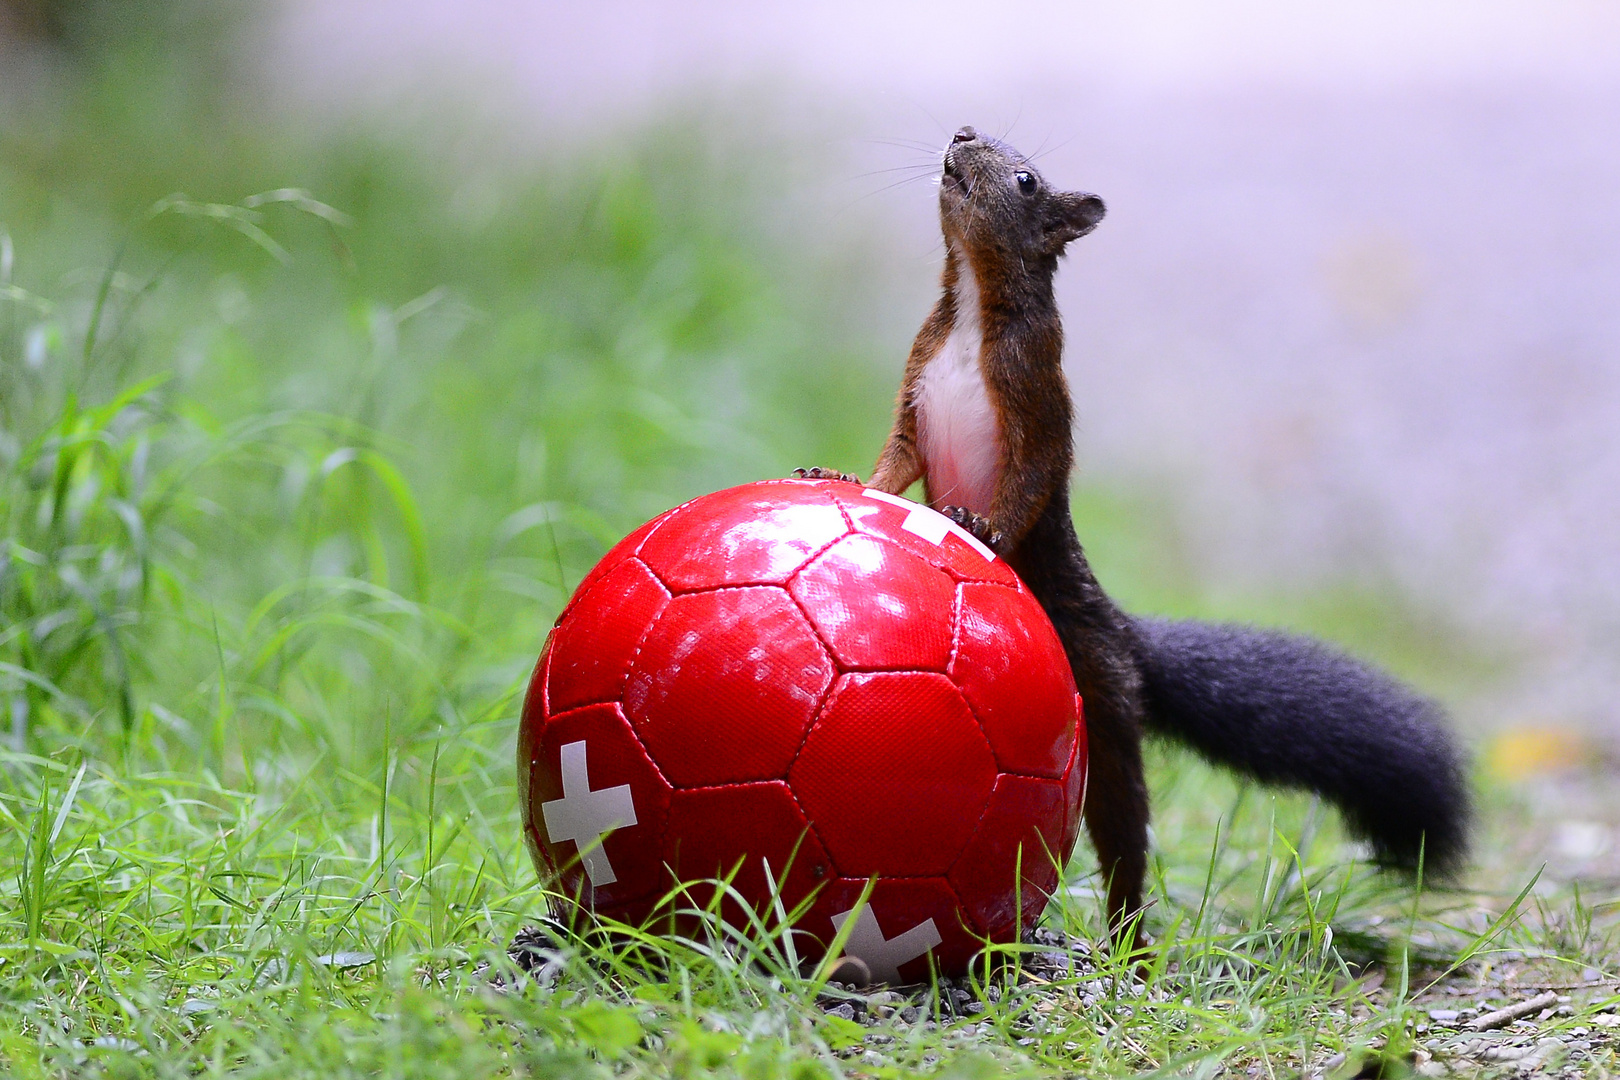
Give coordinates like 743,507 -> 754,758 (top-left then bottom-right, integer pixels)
798,126 -> 1471,948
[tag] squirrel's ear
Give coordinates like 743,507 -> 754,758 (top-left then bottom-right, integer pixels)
1043,192 -> 1106,253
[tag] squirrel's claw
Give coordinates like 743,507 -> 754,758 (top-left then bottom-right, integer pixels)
940,505 -> 1004,552
792,467 -> 863,484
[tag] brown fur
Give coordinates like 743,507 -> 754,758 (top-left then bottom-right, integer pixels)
864,128 -> 1149,945
836,130 -> 1475,954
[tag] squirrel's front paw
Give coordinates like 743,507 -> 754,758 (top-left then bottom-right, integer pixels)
792,467 -> 863,484
940,505 -> 1004,552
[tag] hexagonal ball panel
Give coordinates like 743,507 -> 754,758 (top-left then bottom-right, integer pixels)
516,641 -> 552,818
949,774 -> 1068,939
637,482 -> 849,592
789,534 -> 956,672
1059,704 -> 1088,862
625,587 -> 835,787
832,487 -> 1019,586
546,558 -> 670,714
663,781 -> 832,930
523,818 -> 558,883
588,893 -> 663,934
951,582 -> 1079,777
525,703 -> 672,909
791,671 -> 996,877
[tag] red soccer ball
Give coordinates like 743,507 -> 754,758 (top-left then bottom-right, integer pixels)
517,478 -> 1086,980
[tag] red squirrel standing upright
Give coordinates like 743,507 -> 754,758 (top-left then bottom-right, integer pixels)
800,127 -> 1470,947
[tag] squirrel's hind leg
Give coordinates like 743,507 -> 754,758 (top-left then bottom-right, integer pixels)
1081,707 -> 1152,953
938,505 -> 1005,553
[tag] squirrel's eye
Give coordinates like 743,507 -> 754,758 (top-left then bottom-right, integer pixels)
1015,171 -> 1037,195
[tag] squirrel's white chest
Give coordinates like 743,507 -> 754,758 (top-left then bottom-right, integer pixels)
914,265 -> 1001,518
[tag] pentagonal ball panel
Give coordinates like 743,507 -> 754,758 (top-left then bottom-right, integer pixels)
663,781 -> 832,929
789,534 -> 955,672
526,703 -> 672,909
951,582 -> 1079,777
637,481 -> 849,591
625,587 -> 835,787
546,558 -> 670,714
559,505 -> 683,622
949,774 -> 1068,939
791,671 -> 996,877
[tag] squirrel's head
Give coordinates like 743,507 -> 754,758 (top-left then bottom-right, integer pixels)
939,127 -> 1105,267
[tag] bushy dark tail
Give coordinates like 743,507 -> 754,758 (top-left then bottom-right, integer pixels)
1130,617 -> 1471,876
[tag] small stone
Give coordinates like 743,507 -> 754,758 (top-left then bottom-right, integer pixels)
1530,1037 -> 1564,1064
314,951 -> 376,969
1429,1009 -> 1461,1024
965,1001 -> 985,1015
90,1037 -> 143,1053
827,956 -> 872,988
898,1006 -> 919,1025
866,990 -> 902,1019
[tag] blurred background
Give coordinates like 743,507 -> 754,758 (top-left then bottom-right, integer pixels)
285,0 -> 1620,739
3,1 -> 1619,875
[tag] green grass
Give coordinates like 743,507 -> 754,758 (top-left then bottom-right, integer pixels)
3,56 -> 1617,1078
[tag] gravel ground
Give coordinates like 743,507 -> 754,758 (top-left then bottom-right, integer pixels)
804,928 -> 1620,1078
491,762 -> 1620,1077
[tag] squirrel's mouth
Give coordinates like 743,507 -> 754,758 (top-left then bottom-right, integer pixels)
941,154 -> 970,195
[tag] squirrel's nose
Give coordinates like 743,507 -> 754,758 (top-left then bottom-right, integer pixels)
952,127 -> 977,144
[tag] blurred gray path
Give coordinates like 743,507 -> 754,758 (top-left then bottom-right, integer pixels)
272,2 -> 1620,729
